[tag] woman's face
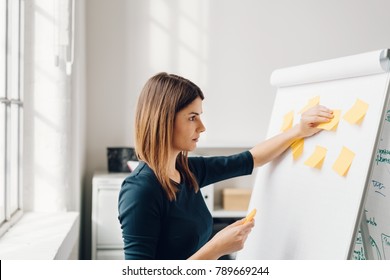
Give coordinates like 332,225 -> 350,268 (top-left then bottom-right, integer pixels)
172,97 -> 206,153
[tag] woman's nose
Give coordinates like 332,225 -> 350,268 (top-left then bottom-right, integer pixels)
198,119 -> 206,133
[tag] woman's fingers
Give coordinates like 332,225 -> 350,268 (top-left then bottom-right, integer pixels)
302,105 -> 333,125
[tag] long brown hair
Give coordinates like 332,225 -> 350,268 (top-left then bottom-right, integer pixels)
134,72 -> 205,201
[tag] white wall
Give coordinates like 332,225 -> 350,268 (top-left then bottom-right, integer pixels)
83,0 -> 390,258
23,0 -> 86,213
15,0 -> 86,259
23,0 -> 70,212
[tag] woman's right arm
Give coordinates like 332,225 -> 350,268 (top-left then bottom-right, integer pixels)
118,178 -> 162,260
188,218 -> 255,260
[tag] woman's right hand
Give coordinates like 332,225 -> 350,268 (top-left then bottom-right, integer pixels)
189,218 -> 254,260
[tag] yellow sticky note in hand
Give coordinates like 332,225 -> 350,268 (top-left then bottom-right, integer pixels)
299,96 -> 320,114
343,99 -> 369,125
332,146 -> 355,177
317,110 -> 341,131
291,138 -> 304,160
243,208 -> 257,224
304,145 -> 327,169
281,111 -> 294,132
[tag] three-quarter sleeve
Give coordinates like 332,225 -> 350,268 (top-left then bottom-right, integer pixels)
189,151 -> 254,188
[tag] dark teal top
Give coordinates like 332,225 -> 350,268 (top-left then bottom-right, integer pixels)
118,151 -> 254,260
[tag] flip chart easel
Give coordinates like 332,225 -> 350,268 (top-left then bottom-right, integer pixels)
237,49 -> 390,260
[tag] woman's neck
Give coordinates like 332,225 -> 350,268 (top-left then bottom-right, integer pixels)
167,151 -> 181,184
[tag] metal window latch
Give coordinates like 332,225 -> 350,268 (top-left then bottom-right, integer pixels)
0,98 -> 11,105
10,99 -> 23,105
0,98 -> 22,106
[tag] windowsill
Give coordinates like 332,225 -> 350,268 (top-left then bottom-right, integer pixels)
0,211 -> 80,260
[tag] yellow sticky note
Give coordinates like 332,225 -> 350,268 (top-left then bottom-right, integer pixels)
291,138 -> 304,160
332,146 -> 355,177
304,145 -> 327,169
317,109 -> 341,131
343,99 -> 369,125
281,111 -> 294,132
243,208 -> 257,224
299,96 -> 320,114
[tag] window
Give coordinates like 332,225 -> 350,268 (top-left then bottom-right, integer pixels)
0,0 -> 22,236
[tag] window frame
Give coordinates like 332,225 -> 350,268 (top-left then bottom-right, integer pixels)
0,0 -> 23,237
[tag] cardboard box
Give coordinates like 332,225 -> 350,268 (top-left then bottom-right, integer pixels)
223,188 -> 252,211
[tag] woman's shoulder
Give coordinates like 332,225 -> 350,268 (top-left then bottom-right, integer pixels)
118,162 -> 165,223
120,162 -> 163,198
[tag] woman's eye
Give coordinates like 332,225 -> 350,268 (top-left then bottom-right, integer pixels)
189,116 -> 196,121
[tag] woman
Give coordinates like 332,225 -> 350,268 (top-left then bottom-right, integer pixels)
118,72 -> 333,260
